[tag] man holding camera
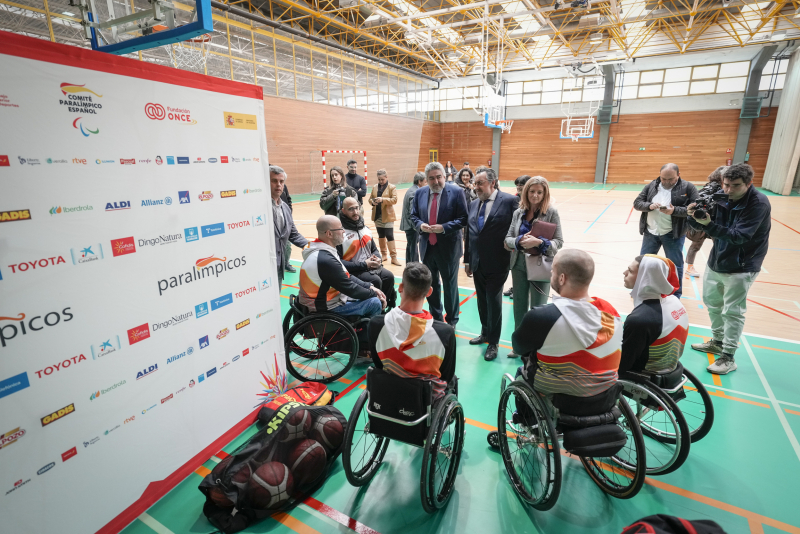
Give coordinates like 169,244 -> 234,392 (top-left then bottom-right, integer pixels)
687,163 -> 771,375
634,163 -> 698,298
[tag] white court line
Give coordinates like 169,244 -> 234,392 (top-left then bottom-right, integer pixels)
138,512 -> 176,534
742,336 -> 800,463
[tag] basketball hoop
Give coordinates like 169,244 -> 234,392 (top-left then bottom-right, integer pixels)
571,134 -> 579,143
165,33 -> 211,71
495,120 -> 514,134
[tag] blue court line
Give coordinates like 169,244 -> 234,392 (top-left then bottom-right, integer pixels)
583,200 -> 615,233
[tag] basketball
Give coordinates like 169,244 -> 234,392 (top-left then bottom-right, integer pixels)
251,442 -> 286,467
248,462 -> 294,510
277,409 -> 312,442
309,414 -> 344,453
210,456 -> 232,481
286,439 -> 327,487
209,487 -> 234,508
230,463 -> 252,488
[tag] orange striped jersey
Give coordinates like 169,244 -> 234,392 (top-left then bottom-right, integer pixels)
369,308 -> 456,399
621,295 -> 689,373
512,297 -> 622,397
298,240 -> 375,312
341,226 -> 376,263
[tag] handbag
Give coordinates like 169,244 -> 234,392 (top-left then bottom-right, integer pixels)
525,220 -> 557,256
526,253 -> 553,282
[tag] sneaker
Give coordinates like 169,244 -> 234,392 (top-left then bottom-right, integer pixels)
707,356 -> 737,375
691,339 -> 723,355
503,287 -> 513,297
507,350 -> 519,358
685,266 -> 700,278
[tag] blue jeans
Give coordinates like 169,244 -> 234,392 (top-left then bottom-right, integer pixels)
331,297 -> 383,317
640,229 -> 685,298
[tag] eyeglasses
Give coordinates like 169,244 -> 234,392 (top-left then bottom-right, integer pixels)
329,228 -> 345,233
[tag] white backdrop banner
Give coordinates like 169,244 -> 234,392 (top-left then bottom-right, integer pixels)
0,32 -> 286,533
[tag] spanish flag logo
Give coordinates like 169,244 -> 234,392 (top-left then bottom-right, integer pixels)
60,83 -> 102,98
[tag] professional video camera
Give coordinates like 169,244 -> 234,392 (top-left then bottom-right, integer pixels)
693,182 -> 729,219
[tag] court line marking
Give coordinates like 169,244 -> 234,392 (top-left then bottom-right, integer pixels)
583,200 -> 616,233
137,512 -> 176,534
753,345 -> 800,356
301,496 -> 381,534
742,336 -> 800,463
772,217 -> 800,236
273,511 -> 323,534
747,299 -> 800,323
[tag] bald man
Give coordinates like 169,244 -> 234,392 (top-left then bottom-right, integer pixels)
512,250 -> 623,406
298,215 -> 386,317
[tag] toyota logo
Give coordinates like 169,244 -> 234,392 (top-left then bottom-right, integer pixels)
145,103 -> 166,120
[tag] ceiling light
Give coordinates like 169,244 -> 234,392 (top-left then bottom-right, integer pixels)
589,32 -> 603,41
770,30 -> 786,41
62,10 -> 75,15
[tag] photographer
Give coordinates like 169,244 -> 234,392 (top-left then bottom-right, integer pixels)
320,166 -> 357,216
685,166 -> 726,278
687,163 -> 771,375
634,163 -> 698,298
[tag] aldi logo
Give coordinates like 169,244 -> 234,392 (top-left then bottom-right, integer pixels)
179,191 -> 190,204
195,302 -> 208,318
136,364 -> 158,380
199,335 -> 209,349
111,236 -> 136,257
220,190 -> 237,198
105,201 -> 131,212
127,323 -> 150,345
184,227 -> 199,242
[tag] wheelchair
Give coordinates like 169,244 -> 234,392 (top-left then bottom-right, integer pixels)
618,362 -> 715,475
341,367 -> 465,513
488,374 -> 646,510
282,294 -> 370,383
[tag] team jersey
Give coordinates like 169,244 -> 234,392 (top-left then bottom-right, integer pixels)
621,296 -> 689,373
298,240 -> 374,312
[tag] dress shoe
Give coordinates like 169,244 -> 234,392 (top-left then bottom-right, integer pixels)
484,344 -> 498,361
469,335 -> 487,345
285,264 -> 297,273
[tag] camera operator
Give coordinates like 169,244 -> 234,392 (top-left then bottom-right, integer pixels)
685,166 -> 726,278
634,163 -> 699,298
687,163 -> 771,375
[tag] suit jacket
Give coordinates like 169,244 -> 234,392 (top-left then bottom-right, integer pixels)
464,191 -> 519,273
504,206 -> 564,268
369,183 -> 398,223
400,184 -> 419,231
410,183 -> 468,261
272,200 -> 308,273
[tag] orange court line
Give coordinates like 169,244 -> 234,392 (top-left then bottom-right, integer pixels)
753,345 -> 800,356
272,511 -> 323,534
195,465 -> 211,478
750,519 -> 766,534
707,389 -> 771,409
786,409 -> 800,417
706,353 -> 724,387
772,217 -> 800,236
747,299 -> 800,323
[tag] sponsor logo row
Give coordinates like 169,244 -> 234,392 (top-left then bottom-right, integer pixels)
2,155 -> 262,166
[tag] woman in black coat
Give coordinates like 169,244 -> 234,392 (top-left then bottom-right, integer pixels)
320,166 -> 357,216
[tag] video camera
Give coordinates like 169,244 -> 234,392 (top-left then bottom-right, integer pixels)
693,182 -> 729,219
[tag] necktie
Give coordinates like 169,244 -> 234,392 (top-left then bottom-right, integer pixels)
478,200 -> 487,232
429,192 -> 438,245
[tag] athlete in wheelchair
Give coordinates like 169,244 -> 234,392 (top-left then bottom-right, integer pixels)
618,255 -> 715,475
342,263 -> 465,512
488,250 -> 647,509
282,215 -> 388,383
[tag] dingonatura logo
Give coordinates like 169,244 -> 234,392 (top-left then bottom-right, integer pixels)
138,233 -> 182,248
0,307 -> 73,348
152,311 -> 192,332
157,254 -> 246,296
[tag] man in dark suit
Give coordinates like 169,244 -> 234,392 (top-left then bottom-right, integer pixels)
410,162 -> 469,326
280,180 -> 297,273
400,172 -> 425,263
270,165 -> 308,286
464,167 -> 519,361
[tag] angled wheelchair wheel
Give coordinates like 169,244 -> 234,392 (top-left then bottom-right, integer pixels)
284,313 -> 357,383
342,391 -> 389,487
580,396 -> 646,499
421,394 -> 465,513
679,368 -> 715,443
497,380 -> 561,510
619,378 -> 690,475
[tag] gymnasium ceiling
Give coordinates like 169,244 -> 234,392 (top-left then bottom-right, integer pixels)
243,0 -> 800,77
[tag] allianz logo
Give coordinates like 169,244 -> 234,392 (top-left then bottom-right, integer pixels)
399,408 -> 414,416
152,311 -> 192,331
138,233 -> 182,247
167,347 -> 193,364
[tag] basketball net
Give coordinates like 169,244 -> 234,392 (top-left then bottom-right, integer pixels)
166,34 -> 211,71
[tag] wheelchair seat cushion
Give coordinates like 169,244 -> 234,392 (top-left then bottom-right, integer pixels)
366,367 -> 432,447
552,383 -> 622,417
562,423 -> 627,458
650,362 -> 684,390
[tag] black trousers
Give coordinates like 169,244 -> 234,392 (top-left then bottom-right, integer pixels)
423,244 -> 460,325
354,268 -> 397,307
405,230 -> 420,263
473,267 -> 509,344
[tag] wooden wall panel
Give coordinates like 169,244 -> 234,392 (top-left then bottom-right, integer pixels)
439,122 -> 494,171
418,120 -> 441,172
747,107 -> 778,187
499,118 -> 599,182
263,96 -> 424,194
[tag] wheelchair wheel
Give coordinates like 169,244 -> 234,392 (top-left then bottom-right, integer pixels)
282,307 -> 299,336
619,379 -> 690,475
497,381 -> 561,510
284,314 -> 357,383
580,396 -> 646,499
421,394 -> 465,513
679,368 -> 715,443
342,391 -> 389,487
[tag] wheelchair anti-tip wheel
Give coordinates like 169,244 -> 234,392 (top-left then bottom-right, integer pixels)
680,368 -> 715,443
284,313 -> 357,383
497,380 -> 562,510
342,390 -> 390,486
619,378 -> 690,476
420,393 -> 465,513
579,396 -> 647,499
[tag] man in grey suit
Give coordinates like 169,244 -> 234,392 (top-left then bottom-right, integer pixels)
464,167 -> 519,361
400,172 -> 425,263
270,165 -> 308,286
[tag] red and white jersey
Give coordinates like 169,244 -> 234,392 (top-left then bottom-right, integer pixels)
341,226 -> 374,264
645,295 -> 688,372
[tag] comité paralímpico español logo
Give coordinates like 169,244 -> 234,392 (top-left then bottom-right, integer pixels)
59,83 -> 102,137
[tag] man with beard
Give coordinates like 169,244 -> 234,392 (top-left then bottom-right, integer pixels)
337,197 -> 397,310
345,159 -> 368,205
511,249 -> 623,404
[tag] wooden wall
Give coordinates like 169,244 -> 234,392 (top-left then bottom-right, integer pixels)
437,108 -> 779,186
263,96 -> 425,194
418,121 -> 441,172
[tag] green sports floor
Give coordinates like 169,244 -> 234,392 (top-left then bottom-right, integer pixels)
120,265 -> 800,534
